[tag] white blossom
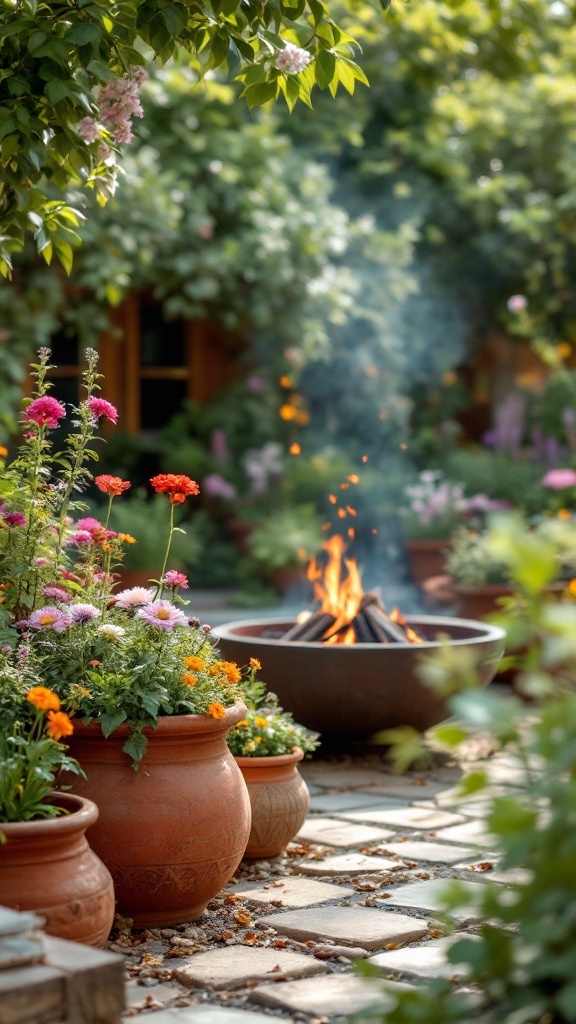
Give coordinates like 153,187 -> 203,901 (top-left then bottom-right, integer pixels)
275,43 -> 312,74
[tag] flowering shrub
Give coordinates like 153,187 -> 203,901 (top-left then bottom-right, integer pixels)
0,350 -> 243,767
401,470 -> 508,541
0,680 -> 84,823
446,515 -> 576,588
226,664 -> 319,758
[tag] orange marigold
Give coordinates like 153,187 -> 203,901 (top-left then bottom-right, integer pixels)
183,656 -> 205,671
118,532 -> 136,543
208,702 -> 226,720
26,686 -> 60,711
221,661 -> 241,684
249,657 -> 261,671
95,475 -> 131,496
150,473 -> 200,505
208,664 -> 221,677
255,716 -> 268,729
182,674 -> 198,687
46,710 -> 74,740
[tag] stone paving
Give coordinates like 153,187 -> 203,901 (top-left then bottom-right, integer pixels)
115,743 -> 520,1024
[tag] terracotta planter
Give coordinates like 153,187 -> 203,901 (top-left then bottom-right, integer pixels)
235,748 -> 309,860
0,792 -> 115,947
66,704 -> 251,927
404,539 -> 452,587
113,568 -> 157,591
453,583 -> 515,619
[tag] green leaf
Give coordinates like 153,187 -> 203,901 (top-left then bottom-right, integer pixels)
66,22 -> 101,46
99,709 -> 128,738
122,731 -> 148,768
45,80 -> 70,105
315,49 -> 336,90
243,80 -> 278,109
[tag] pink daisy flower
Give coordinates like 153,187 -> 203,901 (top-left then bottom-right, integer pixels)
22,396 -> 66,429
34,557 -> 51,567
114,587 -> 156,609
542,468 -> 576,489
42,585 -> 71,603
27,606 -> 71,633
3,512 -> 26,527
138,600 -> 188,632
69,603 -> 101,623
68,530 -> 93,546
163,570 -> 189,589
88,396 -> 118,424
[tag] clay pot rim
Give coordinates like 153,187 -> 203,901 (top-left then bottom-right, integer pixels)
234,747 -> 304,769
0,791 -> 98,837
73,701 -> 247,740
216,616 -> 506,650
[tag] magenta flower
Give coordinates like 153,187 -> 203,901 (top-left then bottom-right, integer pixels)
27,606 -> 71,633
68,530 -> 93,546
69,603 -> 101,623
22,396 -> 66,429
163,570 -> 189,589
541,468 -> 576,489
76,517 -> 103,532
507,295 -> 528,313
88,397 -> 118,424
3,512 -> 26,527
138,600 -> 188,632
34,557 -> 51,567
114,587 -> 156,609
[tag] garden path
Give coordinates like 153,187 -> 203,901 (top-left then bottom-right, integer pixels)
114,725 -> 516,1024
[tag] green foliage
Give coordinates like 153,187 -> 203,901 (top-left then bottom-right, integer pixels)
108,491 -> 200,571
0,0 -> 371,274
247,503 -> 323,571
365,512 -> 576,1024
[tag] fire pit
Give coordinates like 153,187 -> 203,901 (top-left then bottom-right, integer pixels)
216,614 -> 506,739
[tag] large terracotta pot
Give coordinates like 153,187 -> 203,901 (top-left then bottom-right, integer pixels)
404,539 -> 452,587
235,748 -> 309,860
0,792 -> 115,947
66,705 -> 251,927
453,583 -> 515,619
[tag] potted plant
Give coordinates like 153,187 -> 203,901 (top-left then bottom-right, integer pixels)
0,348 -> 251,927
401,470 -> 508,586
0,680 -> 115,947
227,662 -> 319,860
246,503 -> 323,594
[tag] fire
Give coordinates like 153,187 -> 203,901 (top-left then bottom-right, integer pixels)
295,535 -> 422,646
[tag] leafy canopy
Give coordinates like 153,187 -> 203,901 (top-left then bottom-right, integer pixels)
0,0 -> 370,277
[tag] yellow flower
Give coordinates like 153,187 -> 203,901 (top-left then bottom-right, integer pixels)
46,710 -> 74,740
208,702 -> 226,720
245,740 -> 257,752
118,533 -> 136,544
182,673 -> 198,687
253,736 -> 262,745
254,716 -> 268,729
72,684 -> 91,697
557,509 -> 571,520
183,656 -> 204,671
249,657 -> 261,671
26,686 -> 61,711
208,663 -> 221,677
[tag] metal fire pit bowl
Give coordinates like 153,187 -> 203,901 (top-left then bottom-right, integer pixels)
215,615 -> 506,740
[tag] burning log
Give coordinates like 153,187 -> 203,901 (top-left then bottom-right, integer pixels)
281,611 -> 337,642
363,603 -> 409,644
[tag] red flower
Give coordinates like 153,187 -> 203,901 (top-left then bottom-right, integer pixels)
22,396 -> 66,429
95,475 -> 131,496
150,474 -> 200,505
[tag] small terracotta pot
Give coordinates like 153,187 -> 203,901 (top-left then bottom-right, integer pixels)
404,539 -> 452,587
66,705 -> 252,927
0,792 -> 115,947
235,748 -> 309,860
453,583 -> 515,619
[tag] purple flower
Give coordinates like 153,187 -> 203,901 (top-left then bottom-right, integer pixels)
69,603 -> 101,623
88,396 -> 118,424
42,585 -> 71,603
68,530 -> 93,546
27,606 -> 71,633
203,473 -> 236,499
246,376 -> 266,391
138,600 -> 188,632
114,587 -> 156,609
541,468 -> 576,489
163,570 -> 189,589
3,512 -> 26,527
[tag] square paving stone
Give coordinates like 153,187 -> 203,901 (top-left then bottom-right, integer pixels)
353,780 -> 456,800
249,973 -> 412,1016
256,905 -> 429,949
435,819 -> 497,847
299,767 -> 395,788
136,1006 -> 277,1024
368,935 -> 476,979
236,876 -> 355,907
295,852 -> 403,876
174,946 -> 326,990
297,817 -> 395,847
339,806 -> 467,830
379,878 -> 485,920
309,791 -> 406,814
378,840 -> 479,865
